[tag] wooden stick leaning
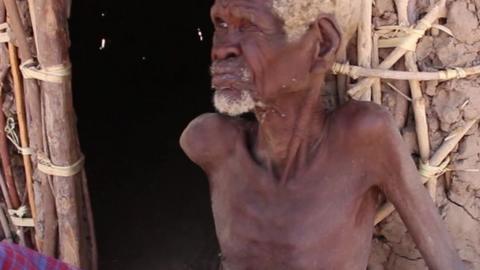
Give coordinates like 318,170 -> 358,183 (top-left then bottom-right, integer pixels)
0,204 -> 13,242
81,170 -> 98,270
0,166 -> 12,210
3,0 -> 57,255
375,118 -> 479,224
0,7 -> 26,244
357,0 -> 373,101
7,43 -> 35,220
347,0 -> 447,99
396,0 -> 436,200
0,110 -> 21,210
6,43 -> 33,248
0,2 -> 20,210
371,33 -> 382,104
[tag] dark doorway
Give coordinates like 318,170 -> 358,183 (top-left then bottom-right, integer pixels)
69,1 -> 219,269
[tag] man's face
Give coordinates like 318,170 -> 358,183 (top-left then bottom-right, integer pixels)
210,0 -> 317,116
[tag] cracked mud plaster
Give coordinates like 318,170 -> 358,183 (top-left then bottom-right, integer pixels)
367,0 -> 480,269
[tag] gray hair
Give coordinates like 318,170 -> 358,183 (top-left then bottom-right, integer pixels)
272,0 -> 361,49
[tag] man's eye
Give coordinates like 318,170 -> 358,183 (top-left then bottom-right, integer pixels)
239,20 -> 258,32
214,18 -> 228,29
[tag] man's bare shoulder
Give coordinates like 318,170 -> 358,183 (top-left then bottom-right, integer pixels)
180,113 -> 246,169
332,101 -> 411,183
331,100 -> 397,139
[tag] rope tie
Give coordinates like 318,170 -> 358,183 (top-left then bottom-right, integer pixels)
454,68 -> 467,79
8,206 -> 34,227
440,68 -> 468,80
403,32 -> 425,51
419,158 -> 450,179
20,59 -> 71,83
4,117 -> 33,156
331,63 -> 361,79
0,22 -> 11,43
37,153 -> 85,177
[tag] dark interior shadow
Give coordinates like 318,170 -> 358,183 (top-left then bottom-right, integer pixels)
70,1 -> 220,269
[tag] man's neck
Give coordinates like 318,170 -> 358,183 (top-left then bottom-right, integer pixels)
253,86 -> 327,181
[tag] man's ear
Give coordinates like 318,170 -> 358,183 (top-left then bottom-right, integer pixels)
311,15 -> 342,74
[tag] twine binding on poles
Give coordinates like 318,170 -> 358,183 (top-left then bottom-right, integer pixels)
37,153 -> 85,177
418,158 -> 450,179
20,59 -> 71,83
0,22 -> 11,43
331,62 -> 360,79
4,117 -> 33,155
439,68 -> 467,80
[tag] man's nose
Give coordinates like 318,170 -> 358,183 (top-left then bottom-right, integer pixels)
211,42 -> 241,61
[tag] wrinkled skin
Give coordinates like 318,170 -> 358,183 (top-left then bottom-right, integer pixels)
180,0 -> 466,269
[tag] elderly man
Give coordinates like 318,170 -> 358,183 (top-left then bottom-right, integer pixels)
180,0 -> 466,269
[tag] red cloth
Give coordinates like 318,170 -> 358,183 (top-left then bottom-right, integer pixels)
0,242 -> 79,270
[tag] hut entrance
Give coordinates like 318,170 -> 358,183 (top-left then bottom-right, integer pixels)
71,0 -> 220,269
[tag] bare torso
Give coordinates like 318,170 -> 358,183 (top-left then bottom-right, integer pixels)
181,100 -> 467,270
211,132 -> 379,269
185,102 -> 386,270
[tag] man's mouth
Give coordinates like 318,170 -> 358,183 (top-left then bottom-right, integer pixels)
210,61 -> 254,91
211,73 -> 243,90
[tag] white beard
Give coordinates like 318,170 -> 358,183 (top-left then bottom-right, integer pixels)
213,90 -> 255,116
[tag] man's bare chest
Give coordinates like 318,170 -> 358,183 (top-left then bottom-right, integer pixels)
208,147 -> 379,258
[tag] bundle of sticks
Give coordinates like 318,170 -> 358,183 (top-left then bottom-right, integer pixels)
334,0 -> 480,225
0,0 -> 96,269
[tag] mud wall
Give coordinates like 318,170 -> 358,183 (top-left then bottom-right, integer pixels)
367,0 -> 480,269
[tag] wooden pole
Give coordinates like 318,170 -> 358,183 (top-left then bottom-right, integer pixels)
371,33 -> 382,104
30,0 -> 96,268
0,3 -> 20,208
348,0 -> 447,98
0,110 -> 20,209
357,0 -> 373,101
0,204 -> 12,242
3,0 -> 57,255
375,118 -> 479,224
332,63 -> 480,81
7,42 -> 36,220
0,6 -> 27,247
397,0 -> 436,200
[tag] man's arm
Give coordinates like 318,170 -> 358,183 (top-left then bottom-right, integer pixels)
370,111 -> 466,270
